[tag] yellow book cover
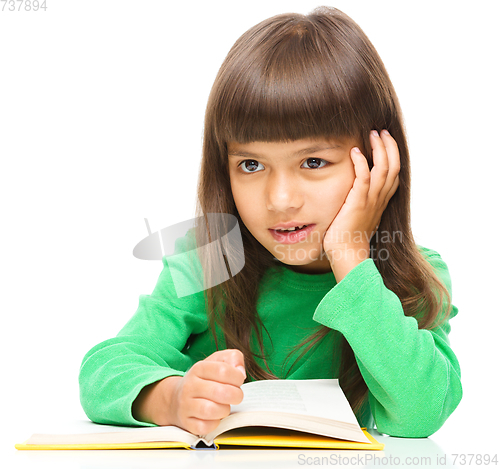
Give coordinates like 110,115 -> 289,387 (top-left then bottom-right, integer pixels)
15,428 -> 383,451
16,380 -> 384,451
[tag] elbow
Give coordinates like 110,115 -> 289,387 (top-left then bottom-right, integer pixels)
78,373 -> 104,425
376,417 -> 444,439
373,381 -> 463,438
375,413 -> 446,439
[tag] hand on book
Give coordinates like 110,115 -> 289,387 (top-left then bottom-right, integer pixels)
170,349 -> 246,436
132,349 -> 246,436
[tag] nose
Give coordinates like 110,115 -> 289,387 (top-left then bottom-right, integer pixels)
265,172 -> 303,212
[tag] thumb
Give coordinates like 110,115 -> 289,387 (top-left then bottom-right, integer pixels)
205,349 -> 246,379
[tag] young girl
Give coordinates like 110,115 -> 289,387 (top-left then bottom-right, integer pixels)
79,6 -> 462,438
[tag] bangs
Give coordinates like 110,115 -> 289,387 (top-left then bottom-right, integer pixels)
209,12 -> 384,145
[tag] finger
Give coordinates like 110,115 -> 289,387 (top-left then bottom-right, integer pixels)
383,174 -> 400,207
349,147 -> 371,202
368,130 -> 390,200
188,397 -> 232,421
185,416 -> 223,437
189,375 -> 244,405
205,349 -> 246,379
190,360 -> 246,386
379,130 -> 401,198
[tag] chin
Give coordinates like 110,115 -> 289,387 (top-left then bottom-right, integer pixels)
271,247 -> 332,274
272,244 -> 323,263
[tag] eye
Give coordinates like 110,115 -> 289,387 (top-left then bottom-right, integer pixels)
238,158 -> 330,174
302,158 -> 329,170
239,160 -> 264,173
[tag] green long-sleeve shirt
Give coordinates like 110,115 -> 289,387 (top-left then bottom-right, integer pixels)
79,232 -> 462,438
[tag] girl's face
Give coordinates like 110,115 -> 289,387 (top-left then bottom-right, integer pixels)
228,137 -> 360,274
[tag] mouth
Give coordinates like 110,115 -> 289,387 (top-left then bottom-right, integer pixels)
269,224 -> 316,244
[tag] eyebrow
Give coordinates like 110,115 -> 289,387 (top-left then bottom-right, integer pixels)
227,144 -> 342,159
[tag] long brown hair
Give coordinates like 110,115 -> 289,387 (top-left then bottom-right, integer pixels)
194,6 -> 452,417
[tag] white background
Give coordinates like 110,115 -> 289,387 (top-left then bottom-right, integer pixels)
1,0 -> 499,467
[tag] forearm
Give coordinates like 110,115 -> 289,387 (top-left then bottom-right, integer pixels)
132,376 -> 183,426
314,256 -> 462,437
348,308 -> 461,436
79,338 -> 188,426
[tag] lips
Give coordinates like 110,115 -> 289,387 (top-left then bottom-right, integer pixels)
269,221 -> 312,230
269,224 -> 316,244
274,224 -> 309,233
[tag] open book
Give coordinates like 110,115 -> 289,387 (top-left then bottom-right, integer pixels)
16,379 -> 383,450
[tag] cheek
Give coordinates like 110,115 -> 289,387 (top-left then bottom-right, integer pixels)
229,176 -> 241,206
230,182 -> 242,205
230,178 -> 256,220
314,175 -> 354,212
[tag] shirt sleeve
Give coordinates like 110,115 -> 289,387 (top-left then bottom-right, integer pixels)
78,233 -> 209,427
312,247 -> 462,438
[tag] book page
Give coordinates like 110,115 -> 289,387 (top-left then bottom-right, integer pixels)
231,379 -> 359,425
23,420 -> 198,446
